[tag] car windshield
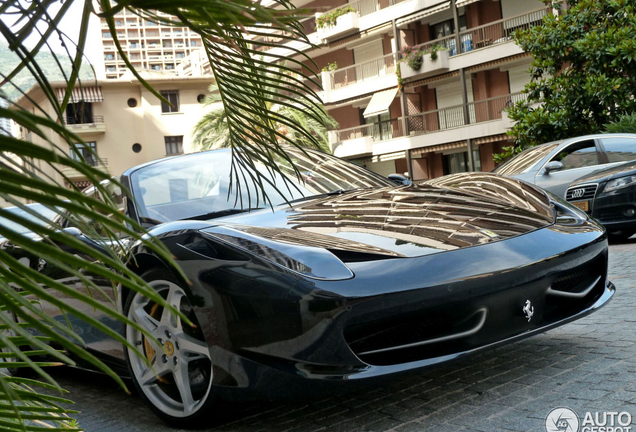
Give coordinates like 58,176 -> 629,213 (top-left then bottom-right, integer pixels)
493,142 -> 560,176
0,204 -> 59,235
130,148 -> 394,222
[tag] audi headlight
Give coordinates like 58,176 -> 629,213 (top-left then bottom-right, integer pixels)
200,225 -> 354,280
546,191 -> 588,225
604,175 -> 636,193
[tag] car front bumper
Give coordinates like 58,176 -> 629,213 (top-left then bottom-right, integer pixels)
181,220 -> 613,400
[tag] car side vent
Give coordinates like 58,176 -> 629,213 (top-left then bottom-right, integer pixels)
565,184 -> 598,201
327,249 -> 399,263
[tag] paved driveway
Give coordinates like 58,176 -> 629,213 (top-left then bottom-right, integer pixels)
48,240 -> 636,432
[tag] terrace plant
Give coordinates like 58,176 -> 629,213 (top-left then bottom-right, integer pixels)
316,5 -> 357,29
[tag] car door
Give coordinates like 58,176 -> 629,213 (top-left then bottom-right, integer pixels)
534,139 -> 603,198
597,136 -> 636,165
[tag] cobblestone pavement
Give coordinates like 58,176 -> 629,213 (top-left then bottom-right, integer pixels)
49,240 -> 636,432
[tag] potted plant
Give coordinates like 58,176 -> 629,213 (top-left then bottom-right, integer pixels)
316,6 -> 360,41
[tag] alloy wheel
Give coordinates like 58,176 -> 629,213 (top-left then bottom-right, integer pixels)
126,279 -> 213,419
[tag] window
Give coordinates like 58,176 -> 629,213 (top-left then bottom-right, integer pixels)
190,40 -> 198,47
106,66 -> 116,72
601,138 -> 636,163
176,52 -> 185,58
442,150 -> 482,175
551,140 -> 598,170
70,142 -> 97,166
160,91 -> 179,113
103,32 -> 112,38
105,54 -> 114,60
165,136 -> 183,155
65,102 -> 93,125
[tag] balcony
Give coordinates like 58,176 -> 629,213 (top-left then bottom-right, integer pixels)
399,8 -> 549,82
332,92 -> 527,158
323,53 -> 397,103
400,49 -> 450,80
62,158 -> 108,180
316,11 -> 360,42
64,115 -> 106,135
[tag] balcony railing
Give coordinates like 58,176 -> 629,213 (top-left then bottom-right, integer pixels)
404,92 -> 528,136
404,7 -> 549,58
331,53 -> 396,90
253,17 -> 317,52
335,92 -> 527,144
458,8 -> 550,54
325,0 -> 409,18
64,115 -> 105,126
335,117 -> 404,143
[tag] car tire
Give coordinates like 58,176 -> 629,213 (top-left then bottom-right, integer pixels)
608,230 -> 635,242
124,268 -> 214,427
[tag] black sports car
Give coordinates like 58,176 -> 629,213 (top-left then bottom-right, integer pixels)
566,160 -> 636,241
4,148 -> 614,426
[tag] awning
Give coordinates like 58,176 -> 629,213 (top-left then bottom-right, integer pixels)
397,1 -> 450,26
456,0 -> 480,7
363,88 -> 398,118
56,86 -> 103,103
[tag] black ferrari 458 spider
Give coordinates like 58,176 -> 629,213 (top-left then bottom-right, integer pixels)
3,148 -> 614,425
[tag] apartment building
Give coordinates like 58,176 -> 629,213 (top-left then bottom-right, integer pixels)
100,9 -> 203,79
181,0 -> 549,180
13,74 -> 214,188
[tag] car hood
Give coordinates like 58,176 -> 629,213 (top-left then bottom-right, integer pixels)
210,172 -> 554,259
570,161 -> 636,186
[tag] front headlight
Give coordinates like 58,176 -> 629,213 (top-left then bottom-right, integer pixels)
200,225 -> 354,280
604,175 -> 636,193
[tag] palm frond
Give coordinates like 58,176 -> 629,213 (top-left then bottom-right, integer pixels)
0,0 -> 324,428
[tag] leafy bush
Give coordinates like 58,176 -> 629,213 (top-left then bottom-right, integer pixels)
321,61 -> 338,72
604,113 -> 636,134
316,6 -> 356,29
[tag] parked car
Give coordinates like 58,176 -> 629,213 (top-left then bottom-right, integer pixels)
493,134 -> 636,198
4,148 -> 614,426
0,202 -> 60,241
565,160 -> 636,241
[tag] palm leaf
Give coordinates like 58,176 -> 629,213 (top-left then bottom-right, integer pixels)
0,0 -> 323,428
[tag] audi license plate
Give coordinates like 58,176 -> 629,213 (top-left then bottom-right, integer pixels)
572,201 -> 589,212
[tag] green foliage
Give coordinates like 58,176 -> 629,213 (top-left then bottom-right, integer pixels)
316,6 -> 356,29
430,44 -> 446,61
396,63 -> 403,92
400,44 -> 448,70
321,61 -> 338,72
507,0 -> 636,148
0,41 -> 94,101
0,0 -> 322,428
604,113 -> 636,133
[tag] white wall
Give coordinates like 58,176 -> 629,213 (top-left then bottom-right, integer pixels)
501,0 -> 545,18
507,64 -> 532,94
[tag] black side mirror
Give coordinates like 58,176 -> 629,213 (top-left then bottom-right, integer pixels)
388,174 -> 412,186
544,161 -> 564,175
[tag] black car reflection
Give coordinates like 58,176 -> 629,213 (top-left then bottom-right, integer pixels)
6,148 -> 614,426
566,160 -> 636,241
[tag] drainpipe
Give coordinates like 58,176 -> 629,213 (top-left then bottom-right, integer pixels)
450,0 -> 461,57
392,18 -> 413,179
460,67 -> 475,172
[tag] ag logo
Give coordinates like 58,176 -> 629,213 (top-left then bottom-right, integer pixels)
546,407 -> 580,432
